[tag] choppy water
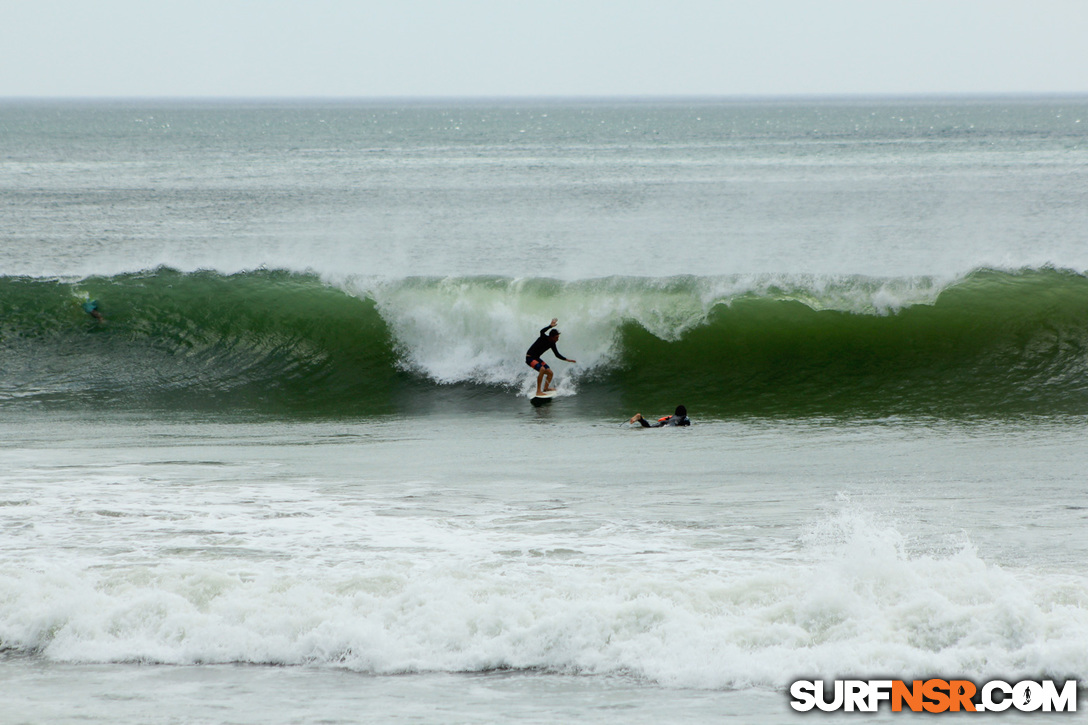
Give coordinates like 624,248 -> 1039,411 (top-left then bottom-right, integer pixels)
2,97 -> 1087,723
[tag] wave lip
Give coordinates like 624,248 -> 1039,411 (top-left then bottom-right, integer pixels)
3,266 -> 1088,417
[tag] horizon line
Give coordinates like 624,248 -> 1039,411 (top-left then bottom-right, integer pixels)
2,91 -> 1087,104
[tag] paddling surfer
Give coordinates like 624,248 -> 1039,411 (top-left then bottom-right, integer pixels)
629,405 -> 691,427
525,318 -> 576,396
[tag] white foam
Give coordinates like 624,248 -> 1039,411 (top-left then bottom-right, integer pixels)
3,506 -> 1085,688
349,277 -> 633,387
336,273 -> 963,387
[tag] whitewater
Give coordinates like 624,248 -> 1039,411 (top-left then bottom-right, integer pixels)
2,97 -> 1087,723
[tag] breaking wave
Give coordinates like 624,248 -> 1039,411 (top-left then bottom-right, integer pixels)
3,266 -> 1088,417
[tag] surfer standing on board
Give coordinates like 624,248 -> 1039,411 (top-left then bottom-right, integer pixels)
525,318 -> 576,396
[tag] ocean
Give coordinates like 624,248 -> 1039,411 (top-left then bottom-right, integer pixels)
1,97 -> 1087,723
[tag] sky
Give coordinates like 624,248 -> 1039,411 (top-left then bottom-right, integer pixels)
1,0 -> 1086,98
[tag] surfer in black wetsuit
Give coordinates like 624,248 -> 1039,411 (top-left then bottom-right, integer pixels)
525,318 -> 577,396
629,405 -> 691,428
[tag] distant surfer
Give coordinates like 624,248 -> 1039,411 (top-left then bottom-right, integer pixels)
629,405 -> 691,428
82,299 -> 104,322
525,318 -> 576,396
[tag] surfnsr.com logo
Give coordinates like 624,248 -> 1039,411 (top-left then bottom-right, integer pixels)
789,679 -> 1078,713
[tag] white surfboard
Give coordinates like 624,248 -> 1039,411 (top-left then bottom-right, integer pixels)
529,390 -> 558,400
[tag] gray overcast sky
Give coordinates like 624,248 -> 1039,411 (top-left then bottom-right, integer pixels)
2,0 -> 1086,98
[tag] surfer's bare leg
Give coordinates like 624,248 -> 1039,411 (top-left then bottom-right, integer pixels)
536,368 -> 547,395
542,368 -> 555,392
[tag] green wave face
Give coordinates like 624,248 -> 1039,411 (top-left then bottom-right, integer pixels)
609,268 -> 1088,417
0,268 -> 399,414
3,267 -> 1088,418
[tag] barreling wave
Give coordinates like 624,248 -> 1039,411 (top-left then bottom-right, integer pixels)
0,268 -> 399,414
3,266 -> 1088,418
